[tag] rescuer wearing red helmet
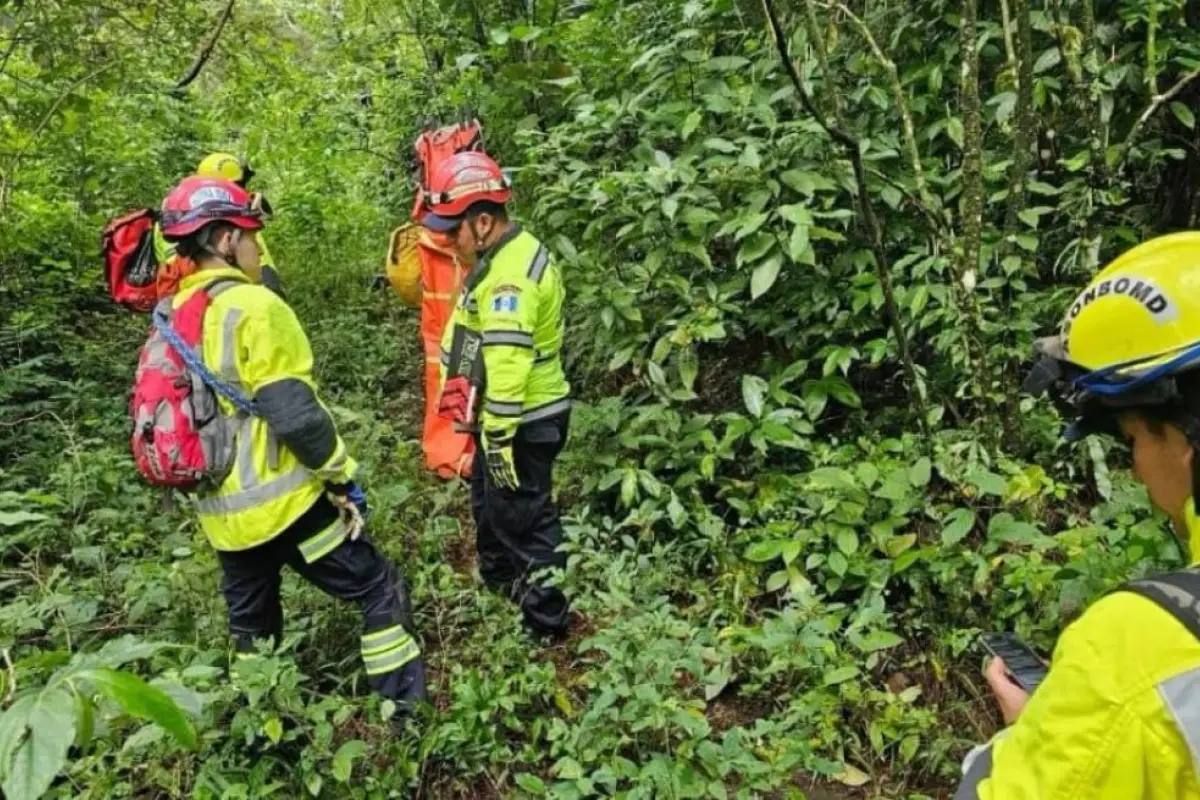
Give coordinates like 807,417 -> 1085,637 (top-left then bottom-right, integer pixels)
423,152 -> 573,638
160,176 -> 428,716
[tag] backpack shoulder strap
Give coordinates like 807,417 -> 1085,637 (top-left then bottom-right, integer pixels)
1117,569 -> 1200,643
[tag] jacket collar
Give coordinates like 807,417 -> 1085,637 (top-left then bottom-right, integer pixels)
1186,500 -> 1200,564
179,265 -> 250,293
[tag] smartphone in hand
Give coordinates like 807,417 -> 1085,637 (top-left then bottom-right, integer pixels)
979,632 -> 1049,693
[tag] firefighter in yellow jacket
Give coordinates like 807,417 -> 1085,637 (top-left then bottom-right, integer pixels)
158,176 -> 427,712
959,233 -> 1200,798
421,152 -> 573,637
155,153 -> 285,297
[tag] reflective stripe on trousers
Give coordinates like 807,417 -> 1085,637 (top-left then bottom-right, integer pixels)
361,624 -> 420,676
1160,666 -> 1200,770
297,519 -> 349,564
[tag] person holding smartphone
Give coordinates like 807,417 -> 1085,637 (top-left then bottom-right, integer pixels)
957,233 -> 1200,798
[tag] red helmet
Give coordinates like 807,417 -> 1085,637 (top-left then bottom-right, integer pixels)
420,151 -> 511,232
160,177 -> 265,241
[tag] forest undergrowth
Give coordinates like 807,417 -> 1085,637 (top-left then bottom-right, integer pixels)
3,0 -> 1200,798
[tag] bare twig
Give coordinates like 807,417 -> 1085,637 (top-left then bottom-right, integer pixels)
998,0 -> 1017,68
27,62 -> 118,144
1117,67 -> 1200,172
2,648 -> 14,705
171,0 -> 236,92
761,0 -> 929,433
0,2 -> 35,80
802,0 -> 844,125
828,1 -> 937,223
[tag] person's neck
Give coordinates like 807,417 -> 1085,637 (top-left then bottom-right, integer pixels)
482,220 -> 515,250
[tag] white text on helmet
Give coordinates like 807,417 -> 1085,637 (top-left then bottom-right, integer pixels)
1064,274 -> 1178,334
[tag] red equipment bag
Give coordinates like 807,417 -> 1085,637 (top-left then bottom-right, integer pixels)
103,208 -> 160,312
410,118 -> 485,220
129,283 -> 244,491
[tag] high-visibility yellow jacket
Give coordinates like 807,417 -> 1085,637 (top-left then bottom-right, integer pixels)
155,225 -> 282,293
173,267 -> 356,552
440,226 -> 571,438
958,509 -> 1200,799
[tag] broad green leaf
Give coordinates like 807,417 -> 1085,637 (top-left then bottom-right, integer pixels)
263,716 -> 283,744
332,740 -> 367,783
859,631 -> 903,652
750,255 -> 783,299
908,457 -> 931,487
823,666 -> 859,686
516,774 -> 548,794
967,469 -> 1008,497
780,170 -> 817,197
73,690 -> 94,752
744,540 -> 785,562
2,688 -> 74,800
947,116 -> 964,147
741,374 -> 769,418
704,137 -> 738,153
836,529 -> 859,556
1033,47 -> 1061,74
788,224 -> 810,262
0,511 -> 48,528
828,551 -> 849,576
1172,101 -> 1196,130
681,110 -> 703,140
885,534 -> 917,557
81,668 -> 196,749
834,764 -> 871,787
765,569 -> 789,592
737,234 -> 774,265
941,508 -> 976,545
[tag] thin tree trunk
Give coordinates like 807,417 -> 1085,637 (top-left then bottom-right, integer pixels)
998,0 -> 1016,68
762,0 -> 930,437
961,0 -> 983,294
1002,0 -> 1034,249
802,0 -> 844,125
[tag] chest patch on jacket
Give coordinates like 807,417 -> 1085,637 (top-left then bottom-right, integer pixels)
492,287 -> 520,312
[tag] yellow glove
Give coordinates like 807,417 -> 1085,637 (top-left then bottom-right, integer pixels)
482,430 -> 519,490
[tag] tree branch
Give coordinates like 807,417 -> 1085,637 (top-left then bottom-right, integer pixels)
828,1 -> 936,221
170,0 -> 236,93
761,0 -> 929,433
1117,66 -> 1200,172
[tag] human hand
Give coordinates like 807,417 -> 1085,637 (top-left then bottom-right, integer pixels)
985,656 -> 1031,725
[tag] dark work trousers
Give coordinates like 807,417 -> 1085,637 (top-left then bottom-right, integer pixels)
216,496 -> 428,705
471,410 -> 571,636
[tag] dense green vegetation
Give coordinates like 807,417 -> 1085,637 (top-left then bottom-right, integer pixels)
2,0 -> 1200,797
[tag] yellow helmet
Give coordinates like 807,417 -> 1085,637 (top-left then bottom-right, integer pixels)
1026,233 -> 1200,438
196,152 -> 254,186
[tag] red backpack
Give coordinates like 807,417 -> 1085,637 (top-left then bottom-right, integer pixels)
130,281 -> 253,490
103,208 -> 160,312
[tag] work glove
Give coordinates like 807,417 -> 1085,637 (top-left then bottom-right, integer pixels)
482,430 -> 519,491
327,481 -> 369,540
438,375 -> 477,426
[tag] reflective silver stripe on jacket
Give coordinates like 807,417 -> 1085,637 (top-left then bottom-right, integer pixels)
1159,666 -> 1200,771
483,397 -> 572,424
527,246 -> 550,283
196,467 -> 312,515
482,330 -> 534,348
485,399 -> 524,418
220,308 -> 244,388
521,397 -> 571,424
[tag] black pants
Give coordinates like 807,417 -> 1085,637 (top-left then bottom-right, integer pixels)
216,496 -> 428,704
471,411 -> 571,635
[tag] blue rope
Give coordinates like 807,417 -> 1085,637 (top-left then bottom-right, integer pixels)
152,310 -> 257,416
